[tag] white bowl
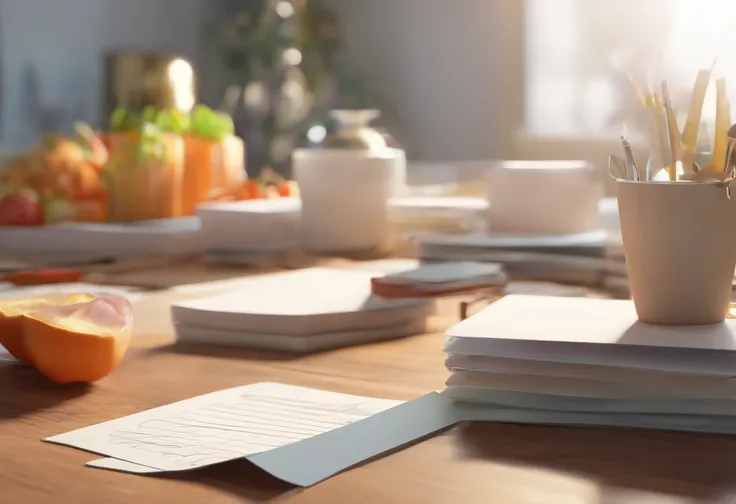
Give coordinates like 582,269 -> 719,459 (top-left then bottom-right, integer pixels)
485,160 -> 603,235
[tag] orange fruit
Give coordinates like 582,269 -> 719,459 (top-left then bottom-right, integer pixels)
0,293 -> 96,363
23,296 -> 132,384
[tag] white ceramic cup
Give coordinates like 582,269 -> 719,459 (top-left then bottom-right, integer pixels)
293,149 -> 395,252
485,160 -> 602,235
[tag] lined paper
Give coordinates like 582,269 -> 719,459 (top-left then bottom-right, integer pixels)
45,382 -> 401,472
86,392 -> 459,487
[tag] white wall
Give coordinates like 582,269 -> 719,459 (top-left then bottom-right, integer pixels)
0,0 -> 205,148
327,0 -> 523,162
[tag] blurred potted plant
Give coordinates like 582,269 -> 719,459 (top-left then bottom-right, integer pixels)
208,0 -> 390,177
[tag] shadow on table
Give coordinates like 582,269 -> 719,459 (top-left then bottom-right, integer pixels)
454,421 -> 733,501
0,362 -> 92,420
151,459 -> 298,502
159,438 -> 441,503
142,342 -> 302,362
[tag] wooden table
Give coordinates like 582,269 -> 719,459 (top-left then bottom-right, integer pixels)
2,263 -> 736,504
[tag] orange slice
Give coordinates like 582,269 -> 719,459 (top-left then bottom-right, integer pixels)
23,296 -> 132,384
0,293 -> 95,363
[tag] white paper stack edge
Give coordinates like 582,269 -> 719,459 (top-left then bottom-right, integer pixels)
416,197 -> 626,290
387,196 -> 487,235
0,217 -> 202,262
444,295 -> 736,419
418,230 -> 627,288
391,195 -> 620,237
197,198 -> 301,256
197,196 -> 491,261
171,267 -> 435,353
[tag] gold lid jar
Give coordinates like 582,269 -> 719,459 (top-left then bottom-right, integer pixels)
322,109 -> 389,152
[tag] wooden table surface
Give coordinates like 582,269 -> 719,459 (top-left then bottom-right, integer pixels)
2,263 -> 736,504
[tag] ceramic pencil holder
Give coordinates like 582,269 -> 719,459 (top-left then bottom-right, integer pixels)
617,179 -> 736,325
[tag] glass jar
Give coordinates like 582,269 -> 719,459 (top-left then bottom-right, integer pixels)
104,129 -> 184,222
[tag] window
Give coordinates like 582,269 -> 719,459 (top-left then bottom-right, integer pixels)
525,0 -> 736,138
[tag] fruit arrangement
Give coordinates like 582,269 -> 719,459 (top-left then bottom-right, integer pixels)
233,167 -> 299,201
0,293 -> 133,384
0,106 -> 299,226
0,124 -> 108,226
109,105 -> 279,216
109,106 -> 298,203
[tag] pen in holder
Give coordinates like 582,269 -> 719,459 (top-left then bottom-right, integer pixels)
614,72 -> 736,323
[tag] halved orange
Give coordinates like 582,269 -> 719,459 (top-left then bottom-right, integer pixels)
0,293 -> 95,363
23,296 -> 132,383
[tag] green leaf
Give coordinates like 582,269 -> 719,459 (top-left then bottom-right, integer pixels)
217,112 -> 235,136
141,106 -> 158,124
188,105 -> 234,141
110,106 -> 135,131
155,108 -> 190,134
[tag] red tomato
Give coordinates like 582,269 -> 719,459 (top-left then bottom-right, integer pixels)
236,180 -> 263,200
277,180 -> 299,197
0,192 -> 45,226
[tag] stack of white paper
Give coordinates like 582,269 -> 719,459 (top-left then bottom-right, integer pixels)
418,231 -> 626,287
197,198 -> 301,258
444,295 -> 736,417
171,267 -> 434,352
410,197 -> 630,297
387,196 -> 487,235
197,196 -> 488,263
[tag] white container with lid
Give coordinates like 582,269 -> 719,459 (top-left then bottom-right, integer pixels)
485,160 -> 602,235
293,110 -> 402,252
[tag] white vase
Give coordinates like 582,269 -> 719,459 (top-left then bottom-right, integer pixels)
293,148 -> 395,252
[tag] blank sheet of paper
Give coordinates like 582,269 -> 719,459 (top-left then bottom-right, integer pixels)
45,382 -> 401,472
